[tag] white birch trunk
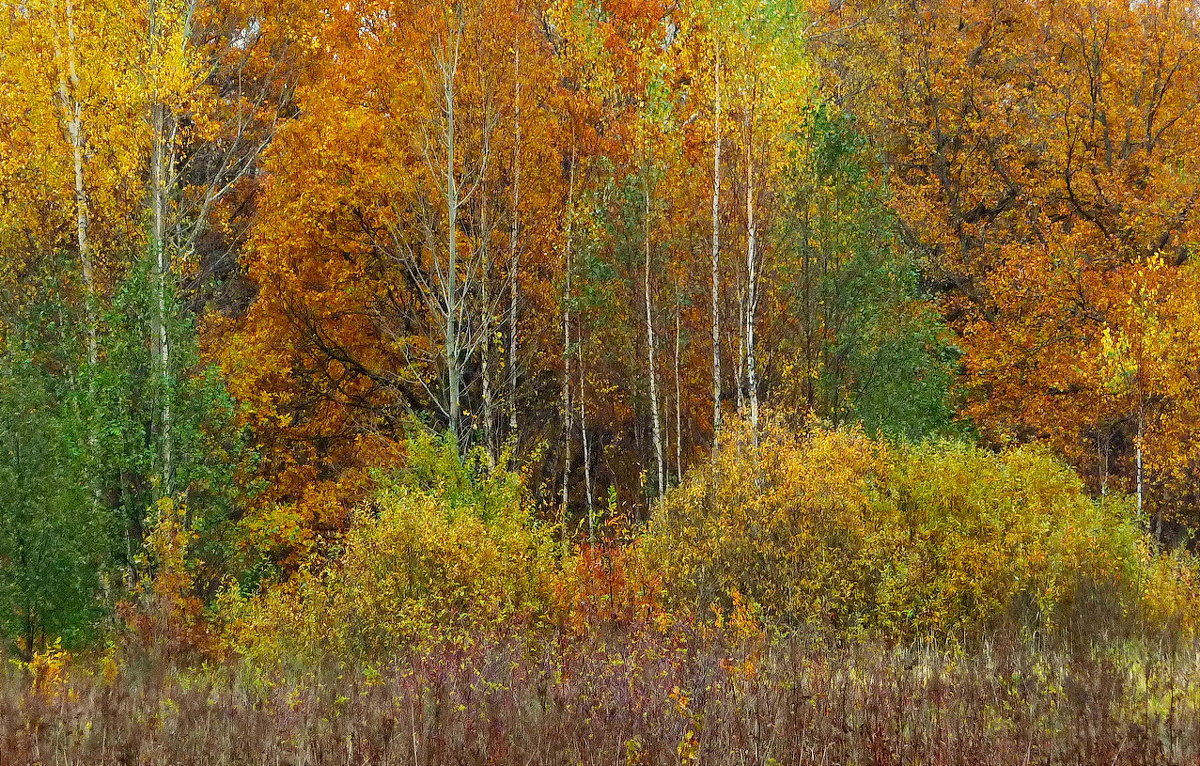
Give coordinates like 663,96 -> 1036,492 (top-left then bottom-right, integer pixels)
479,204 -> 495,465
148,0 -> 174,494
53,0 -> 98,369
441,22 -> 462,442
673,285 -> 683,485
710,54 -> 723,445
507,46 -> 522,443
645,174 -> 665,499
560,149 -> 577,540
578,323 -> 595,543
744,121 -> 760,441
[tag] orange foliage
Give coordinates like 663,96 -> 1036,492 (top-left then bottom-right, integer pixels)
553,544 -> 667,634
120,499 -> 214,660
223,0 -> 567,561
829,0 -> 1200,522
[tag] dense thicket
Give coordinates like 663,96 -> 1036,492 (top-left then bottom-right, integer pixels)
2,0 -> 1200,665
643,420 -> 1197,637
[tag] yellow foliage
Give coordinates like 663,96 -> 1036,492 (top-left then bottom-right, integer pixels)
220,437 -> 557,664
640,418 -> 1200,638
20,639 -> 70,699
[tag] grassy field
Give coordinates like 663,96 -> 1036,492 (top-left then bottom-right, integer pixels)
4,628 -> 1199,765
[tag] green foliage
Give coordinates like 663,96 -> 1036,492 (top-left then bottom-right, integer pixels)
0,357 -> 111,658
641,418 -> 1197,638
388,428 -> 522,521
777,108 -> 958,440
220,431 -> 556,664
0,264 -> 112,658
0,254 -> 249,655
92,261 -> 248,574
77,260 -> 255,632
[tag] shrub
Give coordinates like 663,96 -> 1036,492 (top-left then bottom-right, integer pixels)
219,432 -> 557,664
640,418 -> 1199,638
551,544 -> 668,635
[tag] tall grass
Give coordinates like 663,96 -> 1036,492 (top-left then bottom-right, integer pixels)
3,627 -> 1198,765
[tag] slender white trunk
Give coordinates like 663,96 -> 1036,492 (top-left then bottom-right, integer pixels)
53,0 -> 104,517
735,284 -> 745,416
710,54 -> 723,445
673,285 -> 683,485
480,211 -> 495,465
578,323 -> 594,543
149,0 -> 174,494
560,149 -> 576,538
645,174 -> 665,499
507,46 -> 522,443
442,27 -> 462,441
744,122 -> 760,441
151,108 -> 174,494
475,100 -> 496,462
53,0 -> 97,369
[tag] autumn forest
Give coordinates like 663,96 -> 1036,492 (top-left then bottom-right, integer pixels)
4,0 -> 1200,761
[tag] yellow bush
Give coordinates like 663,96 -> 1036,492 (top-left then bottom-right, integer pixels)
640,418 -> 1199,638
641,422 -> 892,634
219,434 -> 557,664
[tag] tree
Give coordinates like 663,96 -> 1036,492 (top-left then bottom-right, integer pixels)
225,0 -> 565,560
0,0 -> 265,634
0,267 -> 110,659
826,0 -> 1200,525
774,108 -> 956,440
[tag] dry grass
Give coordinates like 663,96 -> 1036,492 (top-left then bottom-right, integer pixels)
2,627 -> 1198,765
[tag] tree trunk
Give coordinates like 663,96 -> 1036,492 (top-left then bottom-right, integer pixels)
560,148 -> 577,545
578,322 -> 595,543
53,0 -> 98,370
507,45 -> 522,447
148,0 -> 174,495
644,173 -> 665,500
480,206 -> 496,465
744,120 -> 760,441
735,283 -> 745,416
52,0 -> 104,515
442,22 -> 462,442
673,283 -> 683,485
710,53 -> 723,445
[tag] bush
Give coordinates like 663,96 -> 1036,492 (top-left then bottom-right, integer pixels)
0,357 -> 110,658
640,418 -> 1199,638
219,432 -> 557,664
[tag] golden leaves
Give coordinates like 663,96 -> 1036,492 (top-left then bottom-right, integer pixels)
832,0 -> 1200,517
639,419 -> 1197,637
